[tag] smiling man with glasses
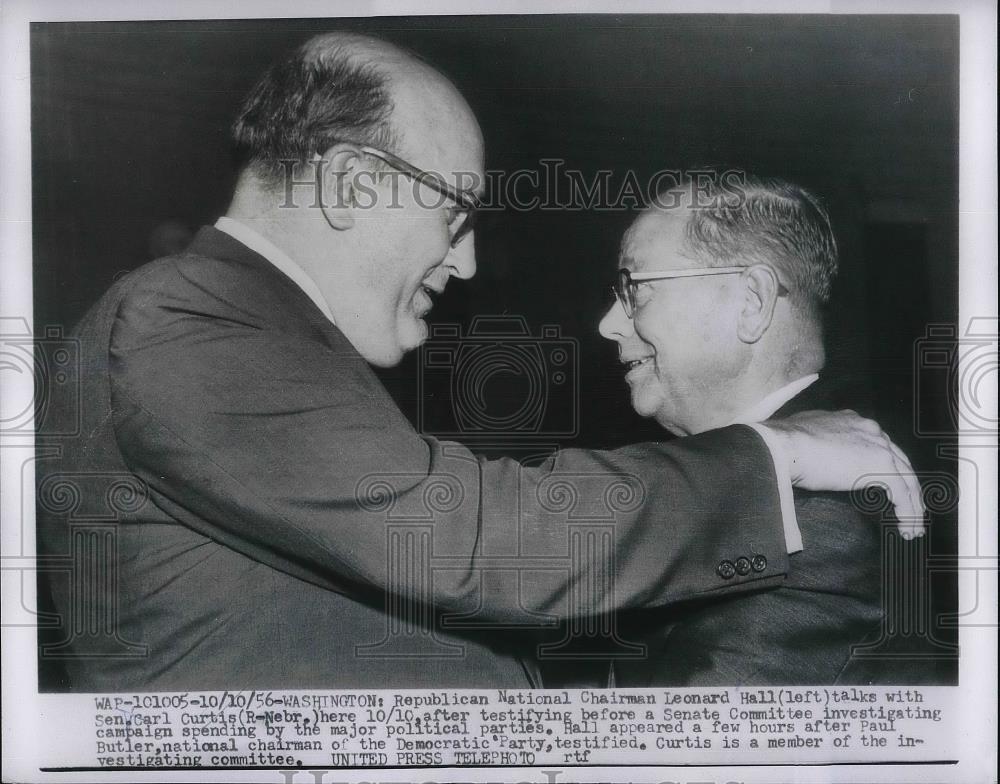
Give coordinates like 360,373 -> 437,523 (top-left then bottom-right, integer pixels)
601,174 -> 909,686
602,177 -> 834,435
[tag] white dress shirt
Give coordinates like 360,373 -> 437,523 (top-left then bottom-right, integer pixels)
737,374 -> 820,554
215,216 -> 337,325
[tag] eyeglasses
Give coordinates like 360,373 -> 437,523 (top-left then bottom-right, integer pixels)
359,145 -> 478,248
612,266 -> 789,318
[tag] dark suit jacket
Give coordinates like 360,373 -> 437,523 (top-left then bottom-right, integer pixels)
615,378 -> 887,686
37,226 -> 792,691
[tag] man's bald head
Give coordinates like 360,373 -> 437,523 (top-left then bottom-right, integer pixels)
232,32 -> 482,188
226,33 -> 484,370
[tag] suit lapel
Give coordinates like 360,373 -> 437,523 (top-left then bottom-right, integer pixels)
186,225 -> 349,351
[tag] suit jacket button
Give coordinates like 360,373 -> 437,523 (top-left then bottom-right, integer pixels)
717,560 -> 736,579
751,554 -> 767,572
735,556 -> 751,575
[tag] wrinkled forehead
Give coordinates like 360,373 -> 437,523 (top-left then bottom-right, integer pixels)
618,207 -> 692,271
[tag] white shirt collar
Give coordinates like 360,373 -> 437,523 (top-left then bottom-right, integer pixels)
730,373 -> 820,425
214,216 -> 337,326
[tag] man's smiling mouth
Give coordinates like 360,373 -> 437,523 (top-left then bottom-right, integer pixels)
416,284 -> 444,316
622,356 -> 654,373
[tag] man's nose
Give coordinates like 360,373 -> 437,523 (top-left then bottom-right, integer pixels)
445,235 -> 477,280
598,299 -> 633,341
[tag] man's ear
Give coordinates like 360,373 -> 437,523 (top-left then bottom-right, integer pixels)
736,264 -> 781,343
316,145 -> 367,231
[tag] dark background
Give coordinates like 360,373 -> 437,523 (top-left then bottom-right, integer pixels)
32,15 -> 959,684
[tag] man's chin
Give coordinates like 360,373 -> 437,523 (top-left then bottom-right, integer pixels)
365,349 -> 406,369
628,393 -> 683,434
629,388 -> 660,420
391,317 -> 430,359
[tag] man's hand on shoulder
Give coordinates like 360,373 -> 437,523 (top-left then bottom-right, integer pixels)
764,410 -> 926,539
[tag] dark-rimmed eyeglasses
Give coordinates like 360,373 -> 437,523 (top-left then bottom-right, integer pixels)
359,145 -> 478,248
612,266 -> 789,318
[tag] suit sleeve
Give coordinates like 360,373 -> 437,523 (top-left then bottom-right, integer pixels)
109,262 -> 789,622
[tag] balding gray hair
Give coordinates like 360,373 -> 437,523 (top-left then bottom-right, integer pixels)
231,33 -> 400,188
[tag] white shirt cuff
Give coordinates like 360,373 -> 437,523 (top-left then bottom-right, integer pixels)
745,422 -> 803,554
